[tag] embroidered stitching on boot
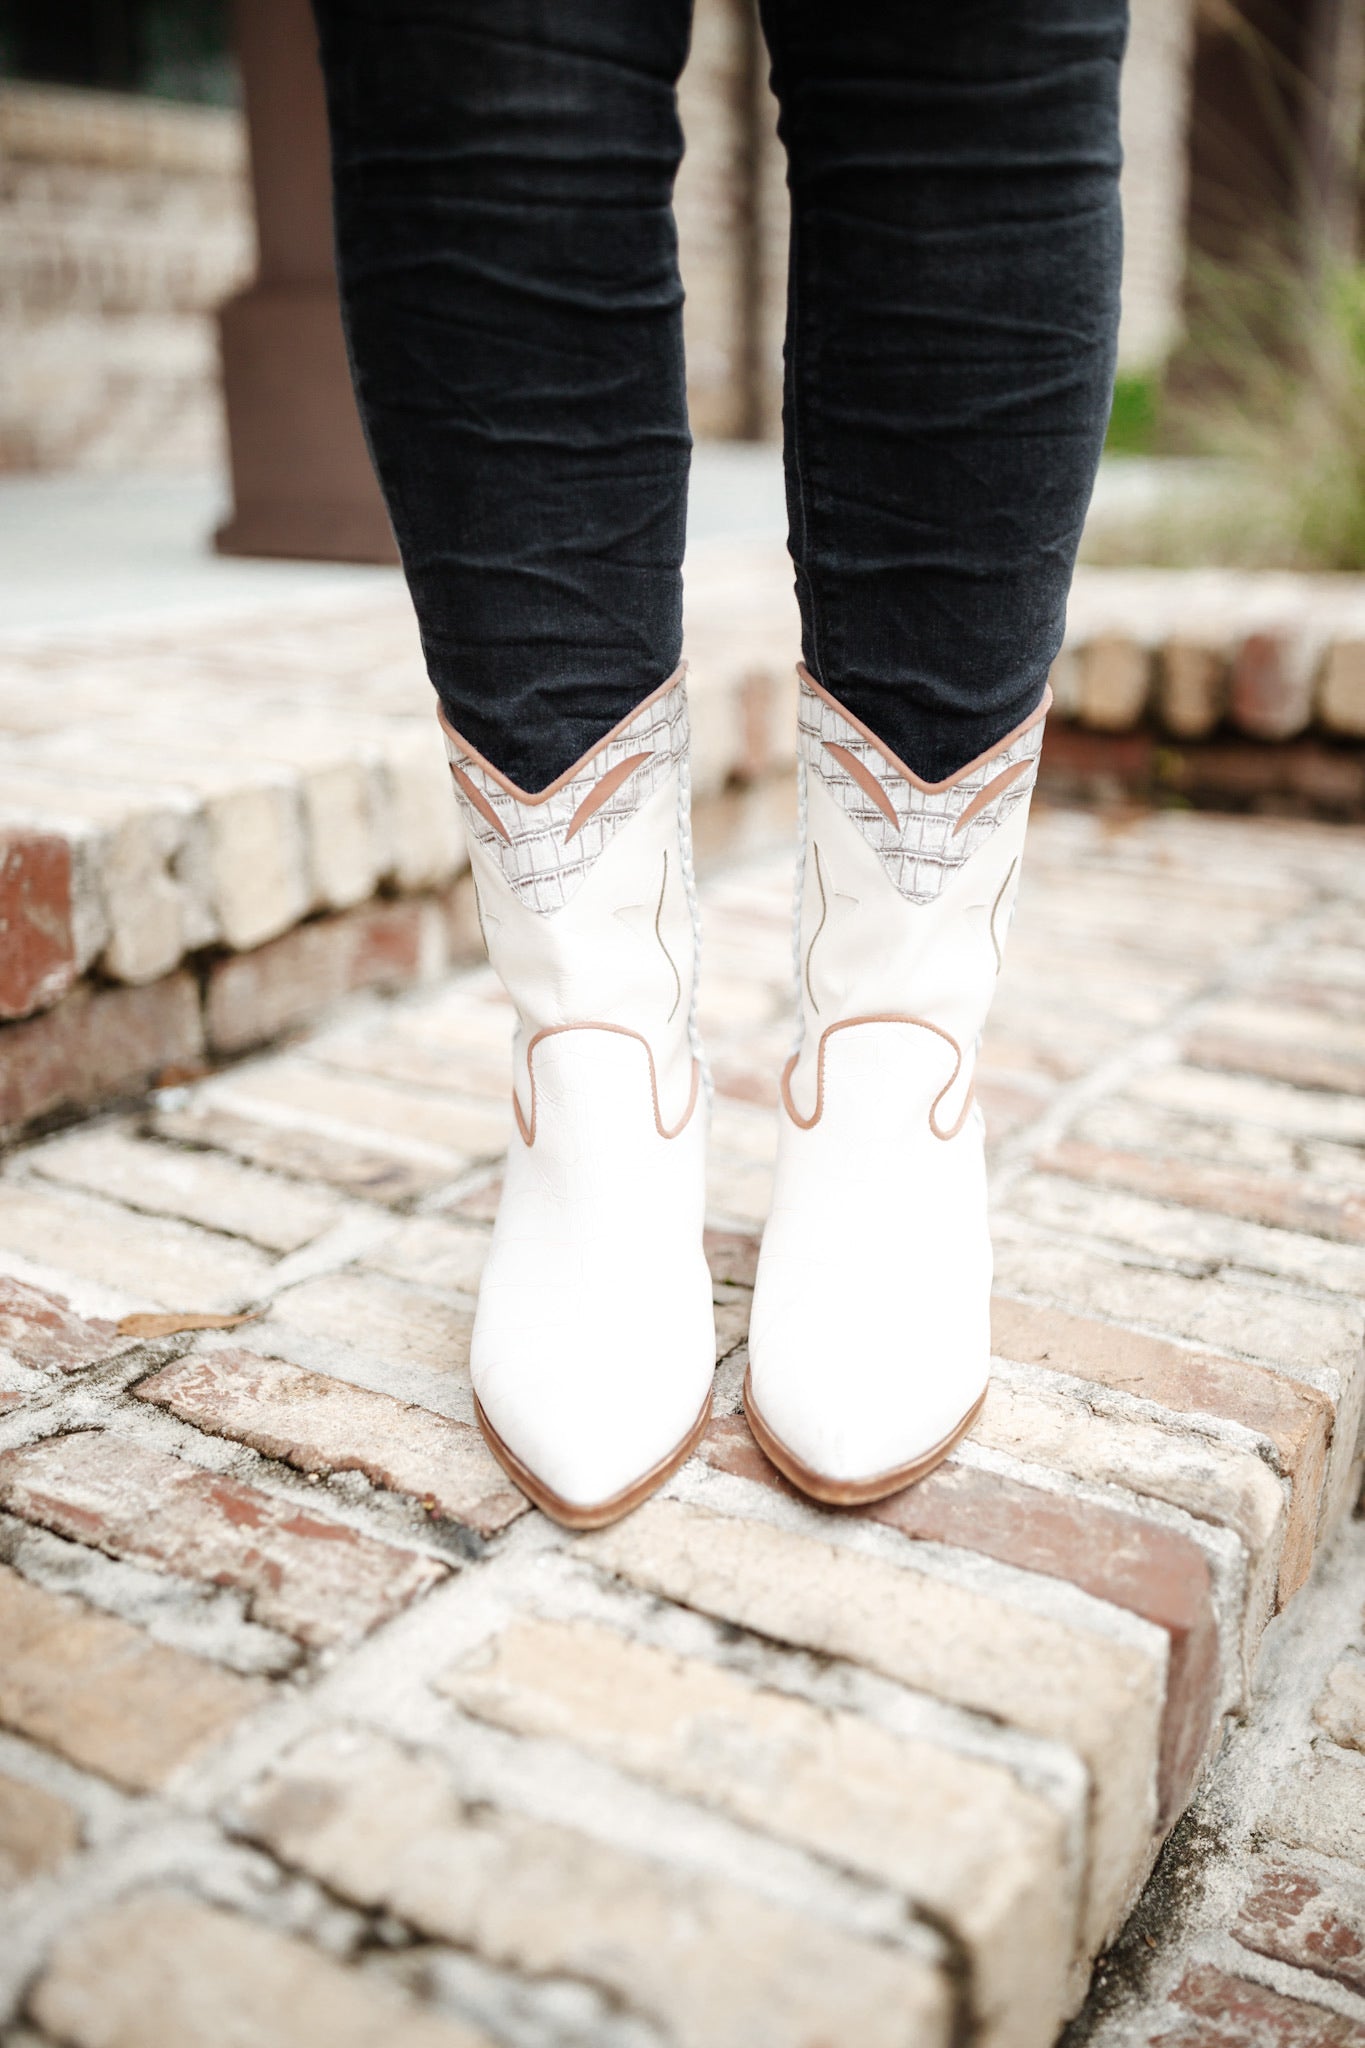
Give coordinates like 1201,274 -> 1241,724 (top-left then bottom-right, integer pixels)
443,676 -> 689,916
800,674 -> 1043,906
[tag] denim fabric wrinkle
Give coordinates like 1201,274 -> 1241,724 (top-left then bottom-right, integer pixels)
316,0 -> 1125,788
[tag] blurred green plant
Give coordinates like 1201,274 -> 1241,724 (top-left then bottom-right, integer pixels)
1104,374 -> 1161,456
1190,253 -> 1365,568
1088,252 -> 1365,571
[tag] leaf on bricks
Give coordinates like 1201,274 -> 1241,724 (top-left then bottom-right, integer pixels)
116,1307 -> 265,1338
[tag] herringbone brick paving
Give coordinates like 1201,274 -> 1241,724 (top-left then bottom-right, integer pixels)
1,787 -> 1363,2047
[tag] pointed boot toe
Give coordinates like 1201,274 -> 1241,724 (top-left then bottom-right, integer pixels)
748,668 -> 1048,1506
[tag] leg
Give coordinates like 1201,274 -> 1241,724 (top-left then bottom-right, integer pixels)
761,0 -> 1126,778
313,0 -> 693,789
314,0 -> 714,1525
747,1 -> 1127,1503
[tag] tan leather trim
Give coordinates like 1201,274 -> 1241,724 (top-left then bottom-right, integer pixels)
475,1387 -> 712,1530
951,757 -> 1033,835
781,1014 -> 974,1142
823,741 -> 899,826
743,1364 -> 987,1507
564,751 -> 651,842
513,1024 -> 701,1146
438,663 -> 687,804
449,759 -> 512,843
799,664 -> 1051,793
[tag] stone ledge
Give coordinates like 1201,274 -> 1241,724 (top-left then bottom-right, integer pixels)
7,555 -> 1365,1037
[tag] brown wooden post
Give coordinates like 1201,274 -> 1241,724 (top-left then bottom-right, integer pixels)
215,0 -> 397,563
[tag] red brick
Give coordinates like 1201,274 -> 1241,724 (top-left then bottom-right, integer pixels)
1036,729 -> 1365,818
0,831 -> 76,1021
990,1295 -> 1332,1601
1231,631 -> 1318,742
1154,1963 -> 1365,2046
1038,721 -> 1156,788
135,1349 -> 526,1537
0,1275 -> 124,1372
0,973 -> 204,1136
1041,1139 -> 1365,1247
703,1415 -> 1221,1821
204,898 -> 431,1056
1163,741 -> 1365,814
1235,1861 -> 1365,1998
0,1430 -> 447,1646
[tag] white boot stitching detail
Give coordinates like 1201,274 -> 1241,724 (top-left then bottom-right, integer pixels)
443,676 -> 689,915
675,745 -> 712,1105
789,750 -> 810,1063
799,674 -> 1044,905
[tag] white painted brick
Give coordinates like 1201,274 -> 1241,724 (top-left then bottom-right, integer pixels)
580,1496 -> 1164,1953
439,1615 -> 1077,2048
30,1890 -> 493,2048
27,1126 -> 342,1254
0,1182 -> 271,1312
243,1726 -> 952,2048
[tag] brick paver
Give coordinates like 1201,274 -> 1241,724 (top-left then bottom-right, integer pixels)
0,1565 -> 264,1791
0,1430 -> 447,1646
581,1495 -> 1164,1952
136,1348 -> 526,1535
243,1727 -> 952,2048
1150,1964 -> 1365,2046
440,1614 -> 1076,2048
0,831 -> 79,1020
0,1772 -> 80,1888
1070,1505 -> 1365,2045
2,793 -> 1364,2043
1236,1863 -> 1365,1999
29,1891 -> 496,2048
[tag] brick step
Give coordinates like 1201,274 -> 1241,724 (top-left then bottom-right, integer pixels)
1,798 -> 1362,2044
7,555 -> 1365,1118
0,559 -> 794,1136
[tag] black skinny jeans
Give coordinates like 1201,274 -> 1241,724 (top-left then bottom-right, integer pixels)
314,1 -> 1127,788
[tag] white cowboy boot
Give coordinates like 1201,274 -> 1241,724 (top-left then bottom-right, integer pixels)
440,668 -> 714,1528
746,666 -> 1049,1505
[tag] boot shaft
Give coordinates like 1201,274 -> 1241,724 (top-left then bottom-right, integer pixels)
440,667 -> 703,1134
788,666 -> 1049,1123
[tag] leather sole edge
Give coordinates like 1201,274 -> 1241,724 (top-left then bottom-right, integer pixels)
742,1365 -> 988,1507
473,1388 -> 714,1531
